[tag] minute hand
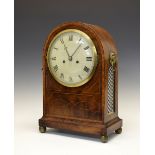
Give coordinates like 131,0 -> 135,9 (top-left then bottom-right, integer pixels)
71,44 -> 81,57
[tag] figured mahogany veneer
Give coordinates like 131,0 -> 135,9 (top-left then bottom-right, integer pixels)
39,22 -> 122,142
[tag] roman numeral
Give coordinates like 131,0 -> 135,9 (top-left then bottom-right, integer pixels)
60,73 -> 64,79
84,46 -> 89,50
53,65 -> 58,72
69,35 -> 73,41
78,75 -> 82,80
69,76 -> 73,82
51,57 -> 56,60
60,38 -> 64,44
83,66 -> 90,73
86,57 -> 92,61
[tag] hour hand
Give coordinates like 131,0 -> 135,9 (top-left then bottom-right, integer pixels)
64,44 -> 72,61
64,45 -> 69,56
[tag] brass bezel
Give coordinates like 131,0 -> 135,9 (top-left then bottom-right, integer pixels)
47,29 -> 98,87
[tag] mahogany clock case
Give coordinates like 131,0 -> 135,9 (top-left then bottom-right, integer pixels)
39,22 -> 122,142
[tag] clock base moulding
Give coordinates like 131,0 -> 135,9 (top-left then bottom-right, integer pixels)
39,116 -> 122,143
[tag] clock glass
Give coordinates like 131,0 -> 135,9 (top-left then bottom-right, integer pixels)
47,29 -> 98,87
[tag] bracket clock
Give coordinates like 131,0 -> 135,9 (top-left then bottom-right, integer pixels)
38,22 -> 123,142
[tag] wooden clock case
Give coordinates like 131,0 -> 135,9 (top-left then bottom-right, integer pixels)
39,22 -> 122,142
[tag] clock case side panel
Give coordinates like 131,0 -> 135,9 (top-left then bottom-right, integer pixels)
89,24 -> 122,135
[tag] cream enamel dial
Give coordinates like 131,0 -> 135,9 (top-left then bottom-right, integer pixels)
47,29 -> 98,87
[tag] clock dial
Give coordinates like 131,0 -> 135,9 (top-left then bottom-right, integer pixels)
47,29 -> 98,87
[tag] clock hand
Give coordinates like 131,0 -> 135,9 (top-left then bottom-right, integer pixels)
71,44 -> 81,57
64,44 -> 72,61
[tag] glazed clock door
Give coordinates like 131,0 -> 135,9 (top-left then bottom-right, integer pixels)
46,29 -> 98,87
